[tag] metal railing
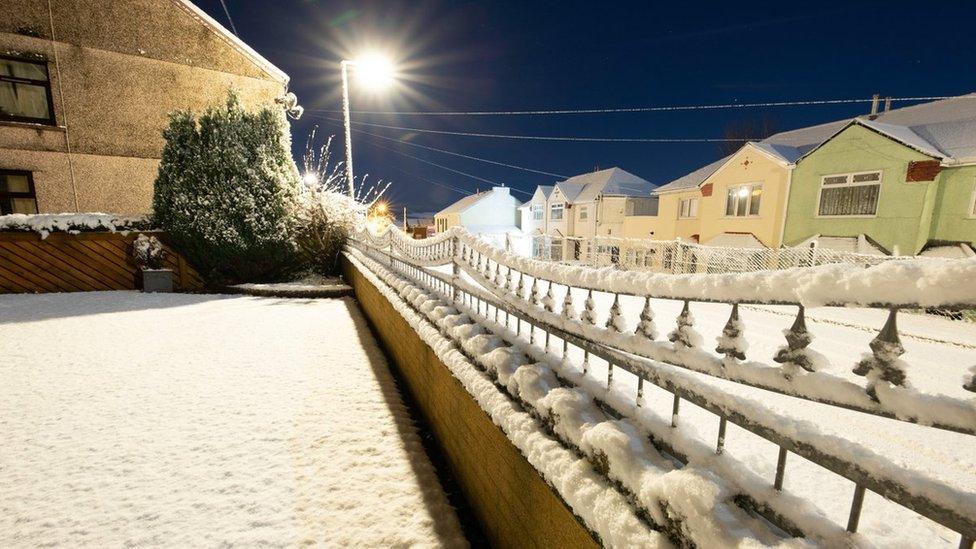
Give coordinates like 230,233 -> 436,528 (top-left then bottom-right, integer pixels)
350,226 -> 976,548
521,234 -> 901,274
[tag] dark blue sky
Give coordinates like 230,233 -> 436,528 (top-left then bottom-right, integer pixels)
194,0 -> 975,214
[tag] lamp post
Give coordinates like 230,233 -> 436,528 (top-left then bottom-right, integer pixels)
339,55 -> 395,200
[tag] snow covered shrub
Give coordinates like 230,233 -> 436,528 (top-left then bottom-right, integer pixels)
291,130 -> 386,275
152,91 -> 301,285
132,234 -> 165,270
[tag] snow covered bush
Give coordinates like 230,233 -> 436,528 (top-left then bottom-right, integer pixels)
152,91 -> 301,284
132,234 -> 165,270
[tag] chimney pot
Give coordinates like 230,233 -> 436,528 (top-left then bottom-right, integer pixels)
869,93 -> 880,119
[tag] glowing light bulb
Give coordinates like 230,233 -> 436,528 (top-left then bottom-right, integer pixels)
355,54 -> 395,90
302,173 -> 319,186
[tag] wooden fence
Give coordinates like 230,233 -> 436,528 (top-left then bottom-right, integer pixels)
0,231 -> 202,294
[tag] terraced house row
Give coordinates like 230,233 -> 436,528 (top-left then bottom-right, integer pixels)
514,94 -> 976,260
638,94 -> 976,257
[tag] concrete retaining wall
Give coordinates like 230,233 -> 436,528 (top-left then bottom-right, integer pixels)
342,255 -> 599,548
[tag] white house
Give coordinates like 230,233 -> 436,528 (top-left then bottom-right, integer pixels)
433,186 -> 521,235
518,185 -> 553,235
529,168 -> 655,260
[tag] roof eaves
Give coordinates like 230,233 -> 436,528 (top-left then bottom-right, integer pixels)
173,0 -> 290,84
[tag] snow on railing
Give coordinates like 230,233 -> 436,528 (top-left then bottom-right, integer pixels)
349,226 -> 976,547
523,233 -> 901,274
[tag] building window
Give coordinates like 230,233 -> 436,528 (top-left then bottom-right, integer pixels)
532,204 -> 543,221
550,202 -> 564,221
725,184 -> 762,217
0,170 -> 38,214
550,238 -> 563,261
678,197 -> 698,219
578,205 -> 588,220
818,171 -> 881,216
0,56 -> 55,125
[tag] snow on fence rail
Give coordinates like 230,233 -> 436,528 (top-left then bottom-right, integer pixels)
350,226 -> 976,547
522,233 -> 901,274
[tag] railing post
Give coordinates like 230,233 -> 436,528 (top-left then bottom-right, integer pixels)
451,235 -> 460,303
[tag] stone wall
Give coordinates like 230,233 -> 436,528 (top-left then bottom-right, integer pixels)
342,255 -> 599,548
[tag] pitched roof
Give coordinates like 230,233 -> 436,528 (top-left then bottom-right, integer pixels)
174,0 -> 289,84
654,93 -> 976,194
435,190 -> 492,216
554,167 -> 655,202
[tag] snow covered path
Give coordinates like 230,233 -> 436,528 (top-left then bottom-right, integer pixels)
0,292 -> 467,548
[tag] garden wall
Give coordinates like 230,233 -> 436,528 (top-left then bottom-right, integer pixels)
0,231 -> 202,293
342,255 -> 599,549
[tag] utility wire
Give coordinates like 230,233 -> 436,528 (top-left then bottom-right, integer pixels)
218,0 -> 239,36
305,96 -> 963,117
316,116 -> 569,178
307,115 -> 751,142
361,139 -> 534,197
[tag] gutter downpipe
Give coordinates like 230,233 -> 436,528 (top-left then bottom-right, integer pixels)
47,0 -> 79,210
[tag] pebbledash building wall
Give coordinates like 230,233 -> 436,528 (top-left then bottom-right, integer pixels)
0,0 -> 289,215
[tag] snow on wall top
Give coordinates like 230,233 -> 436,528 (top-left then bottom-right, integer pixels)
0,213 -> 153,238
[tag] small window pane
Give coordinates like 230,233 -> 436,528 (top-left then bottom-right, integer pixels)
823,175 -> 849,186
0,58 -> 49,81
4,174 -> 30,193
725,189 -> 735,216
690,198 -> 698,218
852,172 -> 881,183
0,82 -> 51,119
749,187 -> 762,215
11,197 -> 37,214
735,192 -> 747,216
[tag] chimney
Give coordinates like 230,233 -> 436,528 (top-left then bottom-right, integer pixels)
869,93 -> 880,119
884,96 -> 892,113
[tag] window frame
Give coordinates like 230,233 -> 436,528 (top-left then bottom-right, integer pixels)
0,169 -> 39,214
531,204 -> 543,221
0,55 -> 56,126
678,197 -> 698,219
549,202 -> 564,221
815,170 -> 883,218
724,183 -> 763,218
578,205 -> 588,220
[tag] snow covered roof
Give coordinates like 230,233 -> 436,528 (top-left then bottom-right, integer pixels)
435,190 -> 492,216
919,243 -> 976,259
702,232 -> 766,249
655,93 -> 976,193
792,234 -> 889,256
538,185 -> 554,199
173,0 -> 289,84
554,168 -> 655,202
435,187 -> 519,216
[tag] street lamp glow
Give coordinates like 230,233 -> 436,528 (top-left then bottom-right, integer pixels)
354,54 -> 395,90
302,172 -> 319,186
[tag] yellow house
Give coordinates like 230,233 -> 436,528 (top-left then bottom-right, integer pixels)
651,121 -> 843,247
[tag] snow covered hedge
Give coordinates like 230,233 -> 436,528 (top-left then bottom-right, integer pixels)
0,213 -> 153,238
152,91 -> 302,284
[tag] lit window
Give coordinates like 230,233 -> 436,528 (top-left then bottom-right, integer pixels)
0,56 -> 55,125
0,170 -> 38,214
550,202 -> 564,220
818,171 -> 881,216
678,197 -> 698,219
725,184 -> 762,217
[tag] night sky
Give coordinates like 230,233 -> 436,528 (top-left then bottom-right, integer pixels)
193,0 -> 975,215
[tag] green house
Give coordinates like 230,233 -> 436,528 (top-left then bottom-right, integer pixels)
783,95 -> 976,256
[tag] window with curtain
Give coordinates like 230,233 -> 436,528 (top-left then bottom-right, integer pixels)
678,197 -> 698,219
550,202 -> 564,220
0,56 -> 54,125
0,170 -> 38,214
818,171 -> 881,216
725,184 -> 763,217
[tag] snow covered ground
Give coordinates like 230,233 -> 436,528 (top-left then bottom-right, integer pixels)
0,292 -> 466,548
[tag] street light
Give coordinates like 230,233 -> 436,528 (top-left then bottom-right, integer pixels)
340,54 -> 396,199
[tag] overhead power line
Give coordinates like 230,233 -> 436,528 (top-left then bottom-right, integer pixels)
307,115 -> 751,142
316,116 -> 569,178
305,96 -> 963,117
362,139 -> 533,197
218,0 -> 239,36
